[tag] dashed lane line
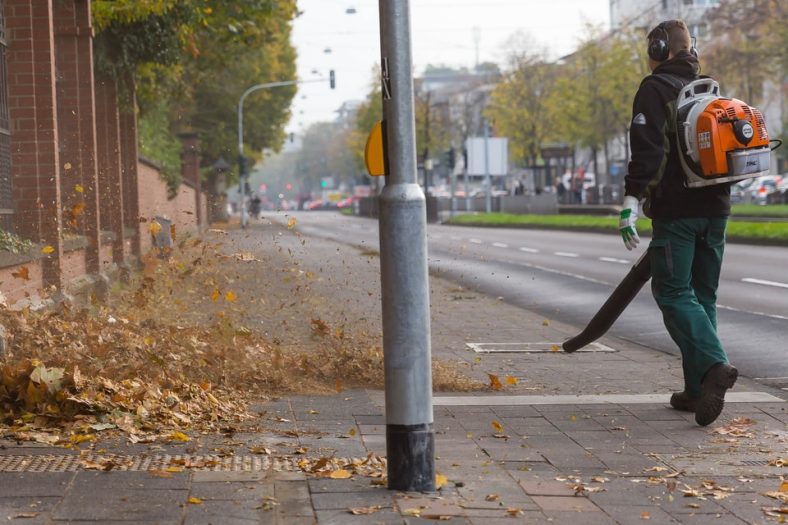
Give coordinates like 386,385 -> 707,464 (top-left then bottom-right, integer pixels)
599,257 -> 630,264
519,247 -> 540,253
469,238 -> 483,244
554,252 -> 579,258
492,242 -> 509,248
742,277 -> 788,289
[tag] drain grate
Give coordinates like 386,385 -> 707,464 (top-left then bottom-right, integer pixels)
0,454 -> 297,473
467,342 -> 616,353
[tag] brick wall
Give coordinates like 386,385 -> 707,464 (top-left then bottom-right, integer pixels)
137,158 -> 204,254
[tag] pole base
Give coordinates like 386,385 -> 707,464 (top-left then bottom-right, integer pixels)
386,423 -> 435,492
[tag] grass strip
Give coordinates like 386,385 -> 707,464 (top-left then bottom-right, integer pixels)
731,204 -> 788,218
448,213 -> 788,243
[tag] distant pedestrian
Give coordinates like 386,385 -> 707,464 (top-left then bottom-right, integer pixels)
620,19 -> 737,426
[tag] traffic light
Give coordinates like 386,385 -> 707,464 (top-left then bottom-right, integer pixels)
238,154 -> 248,177
329,70 -> 336,89
442,148 -> 455,168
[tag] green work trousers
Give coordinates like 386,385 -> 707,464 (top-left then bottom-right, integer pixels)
649,217 -> 730,398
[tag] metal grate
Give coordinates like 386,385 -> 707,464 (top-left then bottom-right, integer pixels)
0,454 -> 298,473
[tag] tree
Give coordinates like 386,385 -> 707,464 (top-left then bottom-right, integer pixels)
545,25 -> 644,182
486,40 -> 556,167
93,1 -> 299,190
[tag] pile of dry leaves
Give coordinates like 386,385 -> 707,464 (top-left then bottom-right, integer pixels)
0,233 -> 483,443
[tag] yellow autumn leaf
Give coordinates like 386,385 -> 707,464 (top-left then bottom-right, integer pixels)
551,344 -> 561,352
168,431 -> 190,442
491,420 -> 504,433
329,469 -> 352,479
435,473 -> 448,489
403,508 -> 421,517
143,336 -> 154,346
166,466 -> 184,473
41,245 -> 55,254
348,428 -> 357,437
505,375 -> 518,385
187,497 -> 203,504
74,183 -> 84,193
488,374 -> 503,391
542,319 -> 550,326
63,162 -> 72,170
225,291 -> 237,302
287,217 -> 297,229
148,221 -> 162,235
211,288 -> 220,302
780,480 -> 788,493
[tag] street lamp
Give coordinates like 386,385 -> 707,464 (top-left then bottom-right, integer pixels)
237,72 -> 334,228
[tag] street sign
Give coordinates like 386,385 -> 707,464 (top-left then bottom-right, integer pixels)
465,137 -> 508,176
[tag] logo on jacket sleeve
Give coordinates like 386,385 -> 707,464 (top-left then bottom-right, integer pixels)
633,113 -> 647,125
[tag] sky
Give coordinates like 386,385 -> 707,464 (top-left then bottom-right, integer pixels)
286,0 -> 610,134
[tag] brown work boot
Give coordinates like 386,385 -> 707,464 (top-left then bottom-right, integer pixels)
669,391 -> 698,412
695,363 -> 738,426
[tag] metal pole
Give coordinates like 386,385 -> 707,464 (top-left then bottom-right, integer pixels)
377,0 -> 435,492
484,119 -> 491,213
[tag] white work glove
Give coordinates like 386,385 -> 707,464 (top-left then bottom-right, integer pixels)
618,196 -> 641,251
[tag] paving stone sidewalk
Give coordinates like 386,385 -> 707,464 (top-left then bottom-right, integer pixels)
0,220 -> 785,524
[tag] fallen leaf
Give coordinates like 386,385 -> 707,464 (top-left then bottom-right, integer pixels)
491,421 -> 504,433
41,245 -> 55,254
504,375 -> 518,385
402,508 -> 422,517
74,183 -> 84,193
348,428 -> 357,437
551,344 -> 560,352
167,431 -> 191,442
488,374 -> 503,391
641,511 -> 650,520
329,469 -> 352,479
349,506 -> 382,515
225,291 -> 237,302
287,217 -> 297,229
507,507 -> 524,517
542,319 -> 550,326
435,473 -> 448,489
11,266 -> 30,280
335,378 -> 344,392
188,497 -> 203,504
211,288 -> 220,302
485,494 -> 499,501
10,512 -> 39,519
148,221 -> 162,236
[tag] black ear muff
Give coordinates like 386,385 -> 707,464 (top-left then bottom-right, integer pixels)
648,23 -> 670,62
648,38 -> 669,61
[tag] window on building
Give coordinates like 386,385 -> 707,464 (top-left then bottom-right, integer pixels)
0,0 -> 12,232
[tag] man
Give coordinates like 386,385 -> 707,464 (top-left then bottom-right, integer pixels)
619,20 -> 737,426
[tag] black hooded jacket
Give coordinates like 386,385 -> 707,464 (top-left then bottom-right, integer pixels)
625,51 -> 731,219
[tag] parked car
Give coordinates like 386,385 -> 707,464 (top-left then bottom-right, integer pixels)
766,177 -> 788,205
731,175 -> 782,205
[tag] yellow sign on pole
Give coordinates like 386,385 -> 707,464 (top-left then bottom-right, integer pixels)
364,121 -> 385,176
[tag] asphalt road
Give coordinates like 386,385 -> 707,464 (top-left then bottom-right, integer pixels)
284,211 -> 788,388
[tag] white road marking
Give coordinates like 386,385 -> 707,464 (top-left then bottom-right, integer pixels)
492,242 -> 509,248
519,247 -> 540,253
469,239 -> 483,244
433,392 -> 784,406
742,277 -> 788,289
718,304 -> 788,321
599,257 -> 630,264
554,252 -> 579,258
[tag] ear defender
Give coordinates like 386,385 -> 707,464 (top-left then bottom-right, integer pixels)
648,24 -> 670,62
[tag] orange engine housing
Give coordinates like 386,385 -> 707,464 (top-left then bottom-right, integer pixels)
695,98 -> 770,176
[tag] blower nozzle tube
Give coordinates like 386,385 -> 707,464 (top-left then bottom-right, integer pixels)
562,252 -> 652,353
